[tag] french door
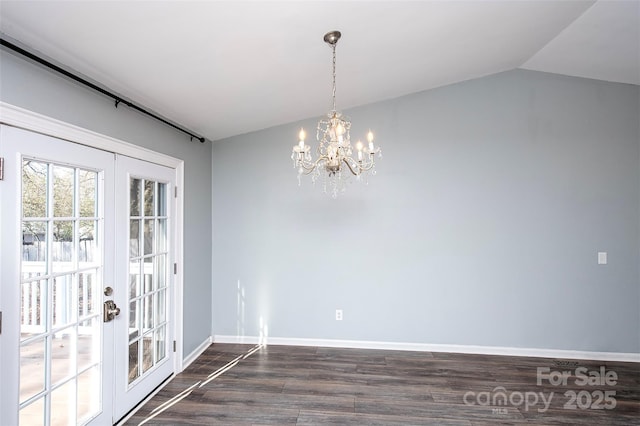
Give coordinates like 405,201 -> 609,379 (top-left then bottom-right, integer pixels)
0,125 -> 176,425
113,155 -> 175,421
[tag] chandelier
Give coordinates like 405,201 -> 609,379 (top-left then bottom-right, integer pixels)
291,30 -> 381,198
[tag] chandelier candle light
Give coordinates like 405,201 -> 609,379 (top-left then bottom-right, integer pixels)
291,30 -> 381,198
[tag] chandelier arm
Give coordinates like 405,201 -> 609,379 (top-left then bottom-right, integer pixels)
299,156 -> 327,175
357,161 -> 376,172
342,158 -> 361,176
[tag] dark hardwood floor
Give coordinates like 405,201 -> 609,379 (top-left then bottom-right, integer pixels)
125,343 -> 639,425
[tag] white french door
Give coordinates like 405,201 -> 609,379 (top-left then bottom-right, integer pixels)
113,155 -> 175,421
0,125 -> 176,425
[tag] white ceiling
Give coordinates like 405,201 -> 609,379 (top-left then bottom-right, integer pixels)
1,1 -> 638,142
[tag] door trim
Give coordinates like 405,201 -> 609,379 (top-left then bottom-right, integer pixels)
0,102 -> 185,372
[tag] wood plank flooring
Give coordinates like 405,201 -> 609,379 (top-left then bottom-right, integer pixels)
124,344 -> 639,425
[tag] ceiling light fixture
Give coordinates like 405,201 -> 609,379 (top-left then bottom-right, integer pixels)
291,30 -> 381,198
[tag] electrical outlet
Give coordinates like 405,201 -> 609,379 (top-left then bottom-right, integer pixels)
598,252 -> 607,265
335,309 -> 343,321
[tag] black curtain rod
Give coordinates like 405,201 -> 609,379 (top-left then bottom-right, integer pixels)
1,38 -> 206,143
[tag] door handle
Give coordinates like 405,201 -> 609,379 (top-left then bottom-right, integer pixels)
103,300 -> 121,322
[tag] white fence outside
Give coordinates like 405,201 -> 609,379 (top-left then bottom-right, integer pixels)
21,261 -> 96,336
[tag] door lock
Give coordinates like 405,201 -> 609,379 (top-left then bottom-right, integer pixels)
103,300 -> 121,322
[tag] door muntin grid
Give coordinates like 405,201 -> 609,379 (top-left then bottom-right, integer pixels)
20,159 -> 103,426
127,177 -> 169,386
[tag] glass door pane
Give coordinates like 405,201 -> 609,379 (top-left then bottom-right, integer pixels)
20,159 -> 103,426
127,178 -> 169,385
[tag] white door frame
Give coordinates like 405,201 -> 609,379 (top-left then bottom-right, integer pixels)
0,100 -> 185,396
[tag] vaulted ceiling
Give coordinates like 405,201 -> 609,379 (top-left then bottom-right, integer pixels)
1,1 -> 638,141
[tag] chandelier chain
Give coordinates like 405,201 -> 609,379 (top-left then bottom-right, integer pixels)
331,42 -> 337,113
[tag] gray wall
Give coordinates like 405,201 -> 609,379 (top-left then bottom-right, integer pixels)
212,69 -> 640,354
0,48 -> 213,358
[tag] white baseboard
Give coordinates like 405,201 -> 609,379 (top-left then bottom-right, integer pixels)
182,336 -> 213,371
212,335 -> 640,363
